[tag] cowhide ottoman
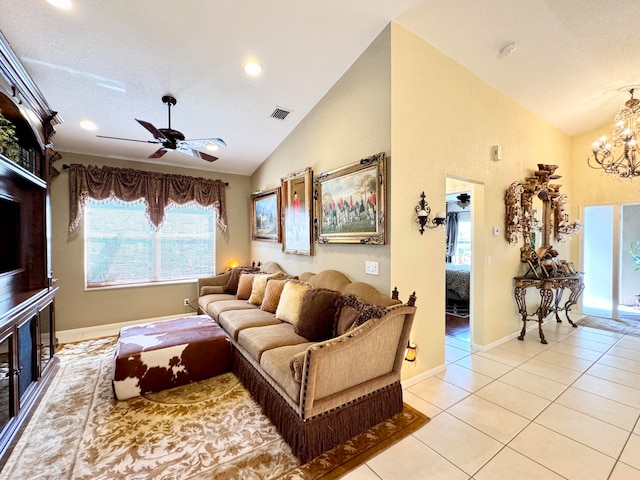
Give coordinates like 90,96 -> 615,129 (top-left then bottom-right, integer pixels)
112,315 -> 231,400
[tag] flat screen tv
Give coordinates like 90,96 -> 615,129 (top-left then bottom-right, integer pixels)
0,197 -> 20,274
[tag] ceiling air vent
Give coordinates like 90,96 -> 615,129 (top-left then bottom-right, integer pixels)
270,107 -> 291,120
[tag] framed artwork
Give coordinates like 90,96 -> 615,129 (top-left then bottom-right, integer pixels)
281,167 -> 313,255
251,188 -> 281,242
314,152 -> 386,244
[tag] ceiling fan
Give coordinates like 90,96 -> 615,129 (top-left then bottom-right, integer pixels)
456,193 -> 471,209
97,95 -> 226,162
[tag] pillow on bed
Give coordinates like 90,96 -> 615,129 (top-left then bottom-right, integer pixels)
295,288 -> 342,341
236,273 -> 257,300
275,281 -> 312,325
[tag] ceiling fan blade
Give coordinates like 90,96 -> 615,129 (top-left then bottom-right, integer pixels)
96,135 -> 160,144
136,118 -> 168,141
178,146 -> 218,162
148,148 -> 168,159
182,137 -> 227,148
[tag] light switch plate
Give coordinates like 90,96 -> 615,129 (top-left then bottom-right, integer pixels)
365,261 -> 379,275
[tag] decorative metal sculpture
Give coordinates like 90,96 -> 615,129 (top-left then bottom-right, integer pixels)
504,164 -> 581,279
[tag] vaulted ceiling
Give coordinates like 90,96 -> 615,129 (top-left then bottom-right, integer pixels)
1,0 -> 636,175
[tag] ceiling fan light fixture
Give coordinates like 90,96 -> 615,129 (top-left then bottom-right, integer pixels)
205,143 -> 219,152
244,60 -> 262,76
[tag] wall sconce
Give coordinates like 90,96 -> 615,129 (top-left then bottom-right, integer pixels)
405,341 -> 417,362
415,191 -> 446,234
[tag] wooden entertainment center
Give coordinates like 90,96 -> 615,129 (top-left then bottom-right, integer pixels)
0,30 -> 62,466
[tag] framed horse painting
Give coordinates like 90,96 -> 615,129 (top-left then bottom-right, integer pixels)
250,187 -> 281,242
314,152 -> 386,244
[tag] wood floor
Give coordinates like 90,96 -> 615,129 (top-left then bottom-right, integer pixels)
445,313 -> 469,342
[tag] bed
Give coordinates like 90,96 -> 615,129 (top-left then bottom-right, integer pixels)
445,263 -> 470,314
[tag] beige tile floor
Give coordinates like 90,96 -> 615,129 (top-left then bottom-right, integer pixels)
63,319 -> 640,479
344,322 -> 640,480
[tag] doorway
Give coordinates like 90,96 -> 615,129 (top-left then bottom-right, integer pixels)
445,179 -> 474,342
582,203 -> 640,321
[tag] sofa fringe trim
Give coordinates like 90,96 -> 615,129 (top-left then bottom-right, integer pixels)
231,347 -> 403,463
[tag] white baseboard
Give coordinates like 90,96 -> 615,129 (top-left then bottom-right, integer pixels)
401,363 -> 446,389
57,313 -> 189,344
470,330 -> 522,352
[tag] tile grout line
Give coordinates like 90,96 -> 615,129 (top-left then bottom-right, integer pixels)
440,327 -> 638,477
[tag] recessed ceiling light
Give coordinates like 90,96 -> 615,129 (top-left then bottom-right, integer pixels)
47,0 -> 72,10
243,61 -> 262,76
79,119 -> 97,131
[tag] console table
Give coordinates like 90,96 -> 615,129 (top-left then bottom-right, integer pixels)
513,274 -> 584,344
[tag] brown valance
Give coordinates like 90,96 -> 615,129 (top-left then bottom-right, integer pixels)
68,164 -> 227,232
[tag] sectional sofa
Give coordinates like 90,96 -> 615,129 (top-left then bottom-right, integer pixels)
197,262 -> 417,462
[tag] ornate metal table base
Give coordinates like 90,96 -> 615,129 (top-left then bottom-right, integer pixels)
513,275 -> 584,344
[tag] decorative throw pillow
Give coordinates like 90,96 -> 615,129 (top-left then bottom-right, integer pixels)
295,288 -> 342,341
248,273 -> 282,306
236,273 -> 257,300
275,281 -> 312,325
260,278 -> 288,313
334,294 -> 387,336
223,267 -> 253,294
334,303 -> 359,336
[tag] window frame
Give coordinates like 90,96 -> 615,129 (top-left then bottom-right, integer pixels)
83,198 -> 217,290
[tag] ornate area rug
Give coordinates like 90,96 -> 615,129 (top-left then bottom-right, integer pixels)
577,315 -> 640,337
0,337 -> 428,479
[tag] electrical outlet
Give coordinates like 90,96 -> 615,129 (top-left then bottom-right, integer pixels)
183,298 -> 190,306
365,261 -> 379,275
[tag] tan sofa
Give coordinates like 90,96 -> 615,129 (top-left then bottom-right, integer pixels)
197,262 -> 417,462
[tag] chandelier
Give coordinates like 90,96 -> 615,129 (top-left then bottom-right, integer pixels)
588,88 -> 640,178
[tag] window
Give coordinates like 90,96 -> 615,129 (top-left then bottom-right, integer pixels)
453,211 -> 471,265
85,199 -> 216,288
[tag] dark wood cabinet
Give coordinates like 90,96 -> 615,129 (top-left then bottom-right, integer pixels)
0,29 -> 62,467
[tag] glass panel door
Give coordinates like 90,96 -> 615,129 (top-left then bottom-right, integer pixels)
583,206 -> 614,317
39,302 -> 53,375
17,317 -> 36,402
0,332 -> 13,430
620,204 -> 640,320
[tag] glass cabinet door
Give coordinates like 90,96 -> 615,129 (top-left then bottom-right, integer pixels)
0,333 -> 13,431
39,302 -> 54,375
17,317 -> 36,403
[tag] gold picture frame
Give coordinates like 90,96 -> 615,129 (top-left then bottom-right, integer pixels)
251,187 -> 281,243
314,152 -> 386,244
281,167 -> 313,255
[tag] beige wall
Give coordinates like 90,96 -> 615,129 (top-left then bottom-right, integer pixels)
50,152 -> 252,330
390,24 -> 574,376
250,26 -> 392,293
